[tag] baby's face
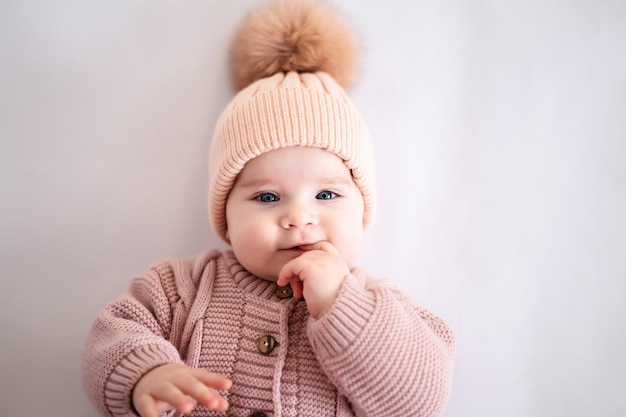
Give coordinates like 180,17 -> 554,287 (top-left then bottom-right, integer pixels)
225,146 -> 365,281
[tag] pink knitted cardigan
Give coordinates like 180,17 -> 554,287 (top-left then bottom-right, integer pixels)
82,250 -> 456,417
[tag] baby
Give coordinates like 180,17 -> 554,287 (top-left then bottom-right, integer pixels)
82,1 -> 456,416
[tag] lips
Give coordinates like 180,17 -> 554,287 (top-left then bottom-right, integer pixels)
282,242 -> 315,251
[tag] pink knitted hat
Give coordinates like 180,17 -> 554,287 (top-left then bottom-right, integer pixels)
208,0 -> 375,242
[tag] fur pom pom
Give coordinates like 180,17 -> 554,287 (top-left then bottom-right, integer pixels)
230,0 -> 359,91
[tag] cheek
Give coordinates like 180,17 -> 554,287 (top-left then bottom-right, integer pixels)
228,225 -> 259,269
230,215 -> 272,250
229,220 -> 252,248
332,213 -> 364,264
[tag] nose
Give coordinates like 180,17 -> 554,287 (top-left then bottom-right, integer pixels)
280,201 -> 318,229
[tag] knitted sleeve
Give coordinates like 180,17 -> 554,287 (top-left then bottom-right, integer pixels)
307,273 -> 456,417
81,251 -> 219,417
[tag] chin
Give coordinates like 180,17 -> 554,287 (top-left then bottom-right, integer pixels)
245,264 -> 280,281
243,253 -> 296,281
255,272 -> 279,282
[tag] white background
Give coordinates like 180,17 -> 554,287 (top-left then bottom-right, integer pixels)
1,1 -> 625,416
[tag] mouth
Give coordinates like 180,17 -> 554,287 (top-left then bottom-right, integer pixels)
282,243 -> 314,251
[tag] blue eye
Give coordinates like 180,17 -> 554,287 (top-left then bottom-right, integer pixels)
316,190 -> 337,200
256,192 -> 279,203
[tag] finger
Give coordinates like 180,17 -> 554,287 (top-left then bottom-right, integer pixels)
191,369 -> 232,390
278,255 -> 304,280
298,241 -> 339,255
151,383 -> 197,415
190,389 -> 229,412
180,371 -> 232,411
277,262 -> 305,297
293,278 -> 304,298
276,265 -> 304,297
178,396 -> 199,414
276,275 -> 288,286
133,394 -> 160,417
283,276 -> 303,298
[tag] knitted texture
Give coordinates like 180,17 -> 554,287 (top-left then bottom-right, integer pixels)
82,250 -> 456,417
208,71 -> 375,242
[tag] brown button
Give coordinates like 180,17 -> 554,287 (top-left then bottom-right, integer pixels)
257,335 -> 277,354
250,412 -> 268,417
275,285 -> 293,299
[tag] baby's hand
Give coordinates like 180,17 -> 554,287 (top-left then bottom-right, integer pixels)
277,241 -> 350,318
132,363 -> 232,417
